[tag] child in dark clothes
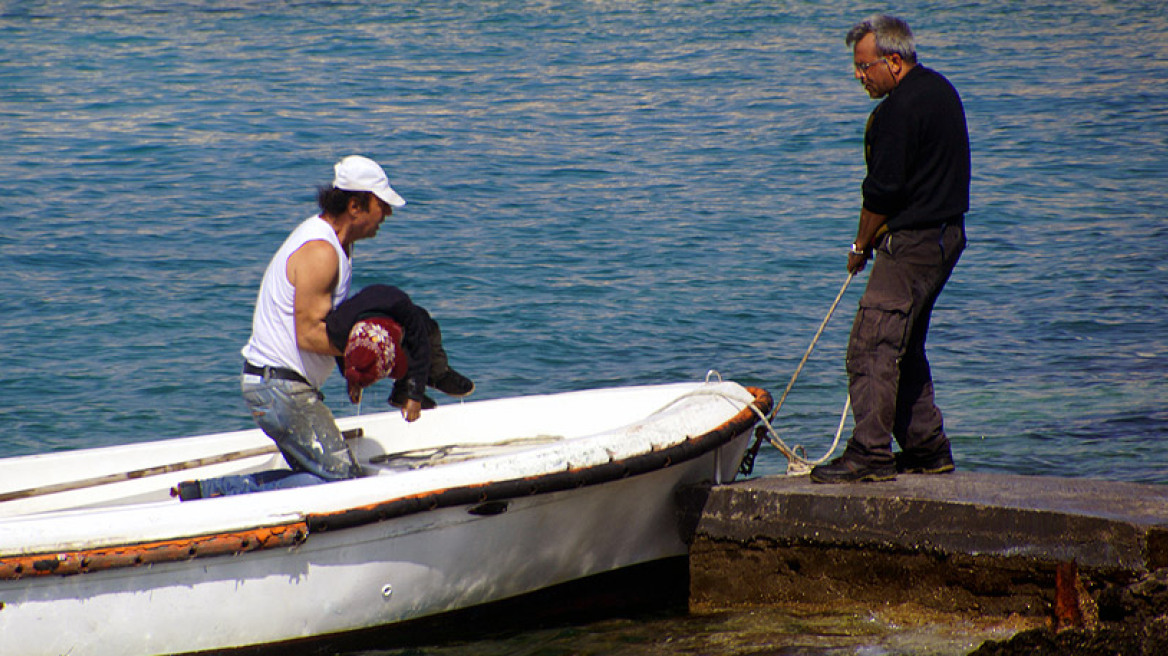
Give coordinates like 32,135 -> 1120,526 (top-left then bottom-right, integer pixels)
325,284 -> 473,421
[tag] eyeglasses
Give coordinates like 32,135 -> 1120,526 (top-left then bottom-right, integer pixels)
854,57 -> 888,74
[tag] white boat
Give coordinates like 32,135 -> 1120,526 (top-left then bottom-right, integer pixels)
0,380 -> 771,656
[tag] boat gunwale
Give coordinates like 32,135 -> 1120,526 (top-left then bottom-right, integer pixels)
0,386 -> 772,581
310,385 -> 772,534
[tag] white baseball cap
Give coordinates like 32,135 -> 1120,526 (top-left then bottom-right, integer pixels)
333,155 -> 406,208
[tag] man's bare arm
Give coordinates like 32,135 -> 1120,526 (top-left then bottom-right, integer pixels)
287,240 -> 343,356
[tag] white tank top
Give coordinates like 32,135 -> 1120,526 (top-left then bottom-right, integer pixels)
241,215 -> 352,388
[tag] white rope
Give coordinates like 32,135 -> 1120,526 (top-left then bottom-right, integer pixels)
760,272 -> 857,475
657,271 -> 857,477
770,272 -> 854,421
644,378 -> 849,477
772,394 -> 851,476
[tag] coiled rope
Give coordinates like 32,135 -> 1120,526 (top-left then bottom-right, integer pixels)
743,272 -> 857,476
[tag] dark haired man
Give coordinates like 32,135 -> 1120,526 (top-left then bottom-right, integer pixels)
236,155 -> 406,488
810,16 -> 970,483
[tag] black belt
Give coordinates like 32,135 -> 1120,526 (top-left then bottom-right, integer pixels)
243,362 -> 311,386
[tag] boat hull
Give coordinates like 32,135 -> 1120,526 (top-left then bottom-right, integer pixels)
0,381 -> 769,655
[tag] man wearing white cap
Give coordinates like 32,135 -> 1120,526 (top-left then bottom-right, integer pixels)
205,155 -> 408,496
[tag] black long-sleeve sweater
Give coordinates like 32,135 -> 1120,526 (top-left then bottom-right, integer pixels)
863,65 -> 971,231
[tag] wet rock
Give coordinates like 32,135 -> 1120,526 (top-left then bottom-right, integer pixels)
1100,567 -> 1168,623
971,569 -> 1168,656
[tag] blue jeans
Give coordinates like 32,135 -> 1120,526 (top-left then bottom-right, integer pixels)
198,469 -> 326,497
197,374 -> 362,497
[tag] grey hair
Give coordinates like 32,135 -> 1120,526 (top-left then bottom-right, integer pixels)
846,15 -> 917,65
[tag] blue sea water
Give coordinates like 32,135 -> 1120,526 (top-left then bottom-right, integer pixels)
1,0 -> 1166,652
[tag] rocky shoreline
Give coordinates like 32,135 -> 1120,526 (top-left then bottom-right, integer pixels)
687,473 -> 1168,656
971,567 -> 1168,655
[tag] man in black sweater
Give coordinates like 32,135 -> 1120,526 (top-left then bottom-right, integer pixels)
811,15 -> 970,483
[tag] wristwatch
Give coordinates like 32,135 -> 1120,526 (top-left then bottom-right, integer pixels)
850,243 -> 866,256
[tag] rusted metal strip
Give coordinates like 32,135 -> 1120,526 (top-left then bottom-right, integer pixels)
0,522 -> 308,581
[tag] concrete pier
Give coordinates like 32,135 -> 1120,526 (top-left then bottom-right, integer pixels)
688,472 -> 1168,621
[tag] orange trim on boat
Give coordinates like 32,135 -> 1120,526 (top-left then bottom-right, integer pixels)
0,522 -> 307,581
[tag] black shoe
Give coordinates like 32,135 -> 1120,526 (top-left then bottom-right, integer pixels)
809,457 -> 897,484
171,480 -> 202,501
389,382 -> 437,410
431,369 -> 474,397
895,448 -> 956,474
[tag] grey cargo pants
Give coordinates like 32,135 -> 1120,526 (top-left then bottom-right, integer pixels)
845,222 -> 966,466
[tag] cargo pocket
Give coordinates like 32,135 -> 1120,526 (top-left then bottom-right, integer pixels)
847,284 -> 913,375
